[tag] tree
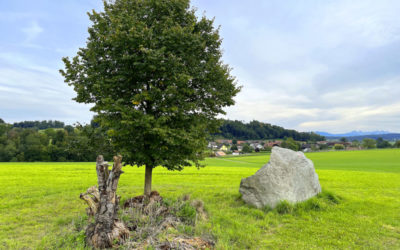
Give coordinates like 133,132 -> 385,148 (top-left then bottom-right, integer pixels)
362,138 -> 376,149
394,140 -> 400,148
340,137 -> 347,143
351,140 -> 360,147
64,125 -> 75,134
281,137 -> 300,151
376,137 -> 391,149
242,144 -> 253,153
0,118 -> 4,124
217,119 -> 325,141
230,144 -> 238,151
334,144 -> 345,150
61,0 -> 240,196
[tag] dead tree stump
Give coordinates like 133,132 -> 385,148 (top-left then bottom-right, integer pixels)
80,155 -> 129,248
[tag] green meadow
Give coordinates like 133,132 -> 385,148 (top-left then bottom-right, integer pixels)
1,149 -> 399,249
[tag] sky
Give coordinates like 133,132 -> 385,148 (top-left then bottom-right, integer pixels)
1,0 -> 400,133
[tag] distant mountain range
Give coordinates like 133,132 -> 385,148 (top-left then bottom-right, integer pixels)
315,131 -> 400,141
315,130 -> 392,137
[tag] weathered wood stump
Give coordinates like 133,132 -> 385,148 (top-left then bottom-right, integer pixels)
80,155 -> 129,248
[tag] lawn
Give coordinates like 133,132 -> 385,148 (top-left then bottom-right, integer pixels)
1,149 -> 399,249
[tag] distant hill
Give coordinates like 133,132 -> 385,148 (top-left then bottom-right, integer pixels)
315,130 -> 392,137
216,120 -> 325,141
321,133 -> 400,142
12,120 -> 65,130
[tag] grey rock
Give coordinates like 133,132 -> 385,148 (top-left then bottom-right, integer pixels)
239,147 -> 321,208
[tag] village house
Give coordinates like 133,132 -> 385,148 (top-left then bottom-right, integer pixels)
265,141 -> 282,148
219,145 -> 228,152
207,141 -> 218,150
216,139 -> 232,144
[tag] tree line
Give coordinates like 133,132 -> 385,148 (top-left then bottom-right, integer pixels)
216,120 -> 325,141
12,120 -> 65,129
0,119 -> 113,162
2,118 -> 399,162
0,118 -> 322,162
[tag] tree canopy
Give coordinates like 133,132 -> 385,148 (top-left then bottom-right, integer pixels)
362,138 -> 376,149
376,137 -> 391,148
216,120 -> 325,141
60,0 -> 240,195
280,137 -> 301,151
0,120 -> 113,162
12,120 -> 65,129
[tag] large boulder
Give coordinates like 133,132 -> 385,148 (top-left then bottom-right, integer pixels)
239,147 -> 321,208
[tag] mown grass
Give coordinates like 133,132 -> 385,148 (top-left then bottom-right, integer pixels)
0,149 -> 399,249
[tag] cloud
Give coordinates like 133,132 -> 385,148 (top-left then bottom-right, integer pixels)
1,0 -> 400,133
205,0 -> 400,133
21,21 -> 43,43
0,55 -> 93,124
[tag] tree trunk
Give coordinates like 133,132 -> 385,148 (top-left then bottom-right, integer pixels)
144,165 -> 153,197
82,155 -> 129,248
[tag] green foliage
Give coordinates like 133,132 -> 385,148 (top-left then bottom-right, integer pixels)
351,140 -> 360,147
340,137 -> 347,143
362,138 -> 376,149
395,140 -> 400,148
0,120 -> 113,162
334,144 -> 345,150
217,120 -> 325,141
262,146 -> 272,152
318,143 -> 329,150
281,137 -> 300,151
61,0 -> 240,172
241,144 -> 253,153
176,202 -> 197,224
376,137 -> 392,149
12,120 -> 65,129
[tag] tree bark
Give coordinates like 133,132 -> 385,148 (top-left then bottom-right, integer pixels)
144,165 -> 153,197
82,155 -> 129,248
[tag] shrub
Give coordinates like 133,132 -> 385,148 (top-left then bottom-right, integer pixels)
376,138 -> 392,148
281,138 -> 300,151
362,138 -> 376,149
177,202 -> 197,224
242,144 -> 253,153
334,144 -> 345,150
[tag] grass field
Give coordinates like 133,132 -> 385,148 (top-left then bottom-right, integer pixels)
1,149 -> 400,249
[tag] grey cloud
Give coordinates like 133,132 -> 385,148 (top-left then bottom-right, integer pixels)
2,0 -> 400,133
312,42 -> 400,93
